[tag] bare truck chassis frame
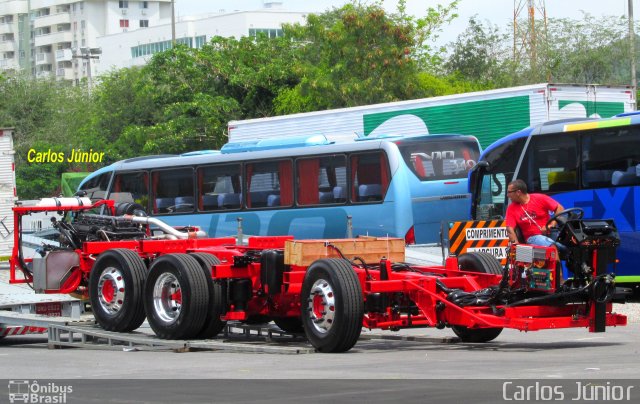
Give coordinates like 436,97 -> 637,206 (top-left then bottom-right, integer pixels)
8,199 -> 627,352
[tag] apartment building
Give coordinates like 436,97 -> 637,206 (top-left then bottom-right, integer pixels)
1,1 -> 307,84
0,0 -> 28,71
1,0 -> 173,82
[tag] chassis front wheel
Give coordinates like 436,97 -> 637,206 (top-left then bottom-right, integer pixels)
451,326 -> 503,343
301,258 -> 363,353
454,252 -> 504,342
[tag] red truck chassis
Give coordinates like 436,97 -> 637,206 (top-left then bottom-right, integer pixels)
9,199 -> 627,352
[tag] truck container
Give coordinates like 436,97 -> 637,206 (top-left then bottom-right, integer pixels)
228,83 -> 636,148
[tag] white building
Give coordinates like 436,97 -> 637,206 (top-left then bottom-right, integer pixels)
96,8 -> 307,76
0,0 -> 307,84
0,0 -> 173,82
0,0 -> 28,72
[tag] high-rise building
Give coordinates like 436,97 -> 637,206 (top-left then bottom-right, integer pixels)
0,0 -> 174,82
0,0 -> 28,72
0,1 -> 307,84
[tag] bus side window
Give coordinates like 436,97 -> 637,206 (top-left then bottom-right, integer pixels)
197,164 -> 242,211
522,134 -> 578,192
246,160 -> 292,208
582,127 -> 640,189
109,171 -> 149,210
297,155 -> 347,206
79,172 -> 111,202
151,168 -> 194,214
350,151 -> 389,203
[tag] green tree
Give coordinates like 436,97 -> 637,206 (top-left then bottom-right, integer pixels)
275,0 -> 460,113
540,14 -> 630,84
444,16 -> 515,88
0,73 -> 95,198
113,35 -> 299,155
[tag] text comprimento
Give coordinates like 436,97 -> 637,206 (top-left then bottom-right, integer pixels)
465,226 -> 508,241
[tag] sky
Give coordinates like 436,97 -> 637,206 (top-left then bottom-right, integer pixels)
174,0 -> 633,44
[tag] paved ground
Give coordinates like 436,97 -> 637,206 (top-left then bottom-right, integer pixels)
2,259 -> 639,402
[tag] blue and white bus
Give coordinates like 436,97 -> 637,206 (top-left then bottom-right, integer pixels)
470,113 -> 640,291
78,134 -> 480,244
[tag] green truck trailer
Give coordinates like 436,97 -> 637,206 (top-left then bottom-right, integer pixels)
228,83 -> 636,148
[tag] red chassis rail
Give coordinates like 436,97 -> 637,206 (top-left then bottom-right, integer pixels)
9,199 -> 627,351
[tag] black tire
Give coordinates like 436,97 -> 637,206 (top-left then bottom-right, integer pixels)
458,252 -> 503,275
451,326 -> 503,343
454,252 -> 503,342
188,253 -> 227,339
273,316 -> 304,333
114,202 -> 147,216
144,254 -> 209,340
300,258 -> 364,353
90,249 -> 147,332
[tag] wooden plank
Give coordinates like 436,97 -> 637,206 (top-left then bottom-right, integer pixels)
284,237 -> 405,266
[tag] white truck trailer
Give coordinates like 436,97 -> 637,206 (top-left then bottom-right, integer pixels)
0,128 -> 17,260
228,83 -> 636,148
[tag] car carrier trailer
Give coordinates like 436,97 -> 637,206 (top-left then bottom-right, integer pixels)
7,197 -> 628,352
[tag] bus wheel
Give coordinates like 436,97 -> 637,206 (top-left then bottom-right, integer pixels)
273,316 -> 304,333
188,253 -> 227,339
300,259 -> 364,353
90,249 -> 147,332
144,254 -> 209,340
454,252 -> 503,342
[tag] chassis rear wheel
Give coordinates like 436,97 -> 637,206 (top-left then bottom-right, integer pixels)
188,252 -> 227,339
144,254 -> 209,339
453,252 -> 504,342
301,258 -> 363,353
90,249 -> 147,332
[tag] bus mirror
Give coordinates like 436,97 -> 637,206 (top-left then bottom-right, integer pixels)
475,160 -> 489,170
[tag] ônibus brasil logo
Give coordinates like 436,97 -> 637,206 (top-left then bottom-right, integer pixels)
8,380 -> 72,403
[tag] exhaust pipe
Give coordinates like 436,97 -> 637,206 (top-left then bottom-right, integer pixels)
123,215 -> 207,239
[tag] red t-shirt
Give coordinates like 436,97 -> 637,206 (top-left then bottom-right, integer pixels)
505,193 -> 559,241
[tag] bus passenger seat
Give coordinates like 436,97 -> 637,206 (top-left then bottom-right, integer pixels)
174,196 -> 194,212
202,195 -> 217,210
358,184 -> 382,201
267,194 -> 281,207
318,191 -> 334,203
218,193 -> 240,208
333,186 -> 347,202
611,170 -> 640,186
155,197 -> 174,213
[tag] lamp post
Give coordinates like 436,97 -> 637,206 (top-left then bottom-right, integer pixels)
171,0 -> 176,45
72,47 -> 101,94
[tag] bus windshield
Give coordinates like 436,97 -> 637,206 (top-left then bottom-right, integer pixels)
395,138 -> 479,181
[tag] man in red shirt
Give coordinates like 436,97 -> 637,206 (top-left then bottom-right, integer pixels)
505,179 -> 564,247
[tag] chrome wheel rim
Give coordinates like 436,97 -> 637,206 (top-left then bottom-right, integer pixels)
153,272 -> 182,324
97,266 -> 126,315
306,278 -> 336,334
